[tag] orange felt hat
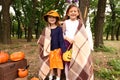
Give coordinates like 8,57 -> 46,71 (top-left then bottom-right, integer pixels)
44,10 -> 60,22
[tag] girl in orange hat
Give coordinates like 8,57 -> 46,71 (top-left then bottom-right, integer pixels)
37,10 -> 66,80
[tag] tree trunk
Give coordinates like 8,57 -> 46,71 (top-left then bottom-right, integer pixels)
21,0 -> 28,39
110,0 -> 116,40
11,22 -> 15,37
27,25 -> 33,42
35,19 -> 39,39
1,0 -> 12,44
94,0 -> 107,47
106,30 -> 109,40
27,0 -> 37,42
0,11 -> 3,43
12,5 -> 22,39
105,25 -> 111,40
79,0 -> 90,23
116,23 -> 120,40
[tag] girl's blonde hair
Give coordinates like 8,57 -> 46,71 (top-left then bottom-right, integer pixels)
64,4 -> 83,22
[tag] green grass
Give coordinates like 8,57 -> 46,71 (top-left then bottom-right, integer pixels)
94,45 -> 117,53
95,59 -> 120,80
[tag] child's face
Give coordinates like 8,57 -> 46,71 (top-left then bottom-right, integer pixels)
67,7 -> 79,20
48,16 -> 57,24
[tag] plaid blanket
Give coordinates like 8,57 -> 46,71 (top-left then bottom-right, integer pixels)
37,27 -> 51,80
37,23 -> 94,80
68,23 -> 94,80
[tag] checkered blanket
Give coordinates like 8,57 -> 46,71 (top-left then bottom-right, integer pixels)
37,23 -> 94,80
37,27 -> 51,80
68,24 -> 94,80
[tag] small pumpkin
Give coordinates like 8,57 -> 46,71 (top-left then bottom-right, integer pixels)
63,49 -> 72,62
18,68 -> 28,78
10,51 -> 25,61
31,77 -> 39,80
0,51 -> 9,64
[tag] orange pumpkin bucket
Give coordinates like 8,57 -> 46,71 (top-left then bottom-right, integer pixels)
63,49 -> 72,62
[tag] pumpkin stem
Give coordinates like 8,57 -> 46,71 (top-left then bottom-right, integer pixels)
25,64 -> 29,69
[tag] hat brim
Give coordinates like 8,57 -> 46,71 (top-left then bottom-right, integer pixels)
44,15 -> 59,22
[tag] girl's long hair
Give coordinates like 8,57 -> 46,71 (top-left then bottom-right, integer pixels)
63,4 -> 83,22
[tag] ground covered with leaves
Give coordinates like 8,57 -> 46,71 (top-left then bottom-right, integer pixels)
0,39 -> 120,80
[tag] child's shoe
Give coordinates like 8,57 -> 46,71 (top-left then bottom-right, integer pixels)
56,76 -> 60,80
49,75 -> 53,80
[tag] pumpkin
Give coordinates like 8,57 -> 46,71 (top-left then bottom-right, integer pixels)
10,51 -> 25,61
0,51 -> 9,64
63,49 -> 72,62
31,77 -> 39,80
18,68 -> 28,78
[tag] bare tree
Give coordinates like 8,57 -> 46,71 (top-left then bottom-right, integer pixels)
94,0 -> 107,47
1,0 -> 12,44
79,0 -> 90,23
